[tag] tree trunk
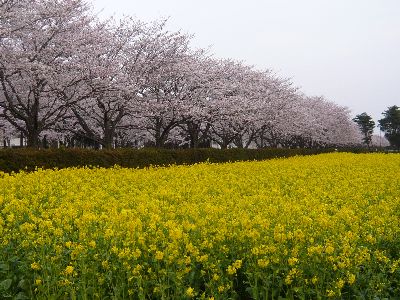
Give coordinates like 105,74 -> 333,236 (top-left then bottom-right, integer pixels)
103,135 -> 113,149
26,131 -> 40,148
233,136 -> 244,148
155,134 -> 168,148
153,117 -> 177,148
20,132 -> 24,147
186,121 -> 200,148
221,136 -> 231,149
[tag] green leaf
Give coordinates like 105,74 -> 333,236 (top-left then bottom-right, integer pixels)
0,278 -> 12,290
0,262 -> 10,272
17,279 -> 27,290
15,292 -> 29,300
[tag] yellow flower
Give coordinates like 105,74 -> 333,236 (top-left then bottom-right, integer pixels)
185,287 -> 195,297
233,259 -> 242,269
347,273 -> 356,285
336,278 -> 345,289
2,153 -> 400,298
288,257 -> 298,266
6,213 -> 14,223
155,251 -> 164,260
325,244 -> 334,255
197,254 -> 208,262
311,276 -> 318,285
31,262 -> 41,270
102,260 -> 109,270
257,258 -> 269,268
64,265 -> 74,275
227,265 -> 236,275
285,275 -> 292,285
327,289 -> 335,297
60,279 -> 72,286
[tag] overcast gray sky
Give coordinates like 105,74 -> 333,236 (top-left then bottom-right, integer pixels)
91,0 -> 399,125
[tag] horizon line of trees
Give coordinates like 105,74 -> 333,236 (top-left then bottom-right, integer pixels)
353,107 -> 399,149
0,0 -> 397,150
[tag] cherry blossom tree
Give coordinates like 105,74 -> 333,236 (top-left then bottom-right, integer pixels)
201,59 -> 265,149
0,0 -> 364,150
130,26 -> 200,148
0,0 -> 98,147
248,74 -> 300,148
286,96 -> 361,148
0,0 -> 31,39
64,18 -> 145,149
174,56 -> 230,148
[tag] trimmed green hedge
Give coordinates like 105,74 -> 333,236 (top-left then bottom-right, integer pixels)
0,147 -> 339,173
1,146 -> 392,173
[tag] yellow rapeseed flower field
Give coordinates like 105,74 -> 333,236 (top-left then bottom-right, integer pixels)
0,153 -> 399,299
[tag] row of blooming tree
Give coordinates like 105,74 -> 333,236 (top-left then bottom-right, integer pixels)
0,0 -> 363,149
